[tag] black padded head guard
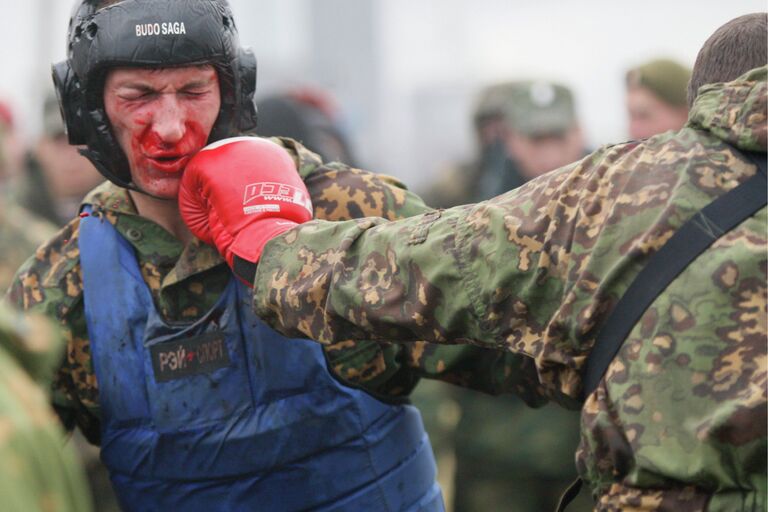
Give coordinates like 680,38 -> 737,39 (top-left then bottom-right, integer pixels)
52,0 -> 257,189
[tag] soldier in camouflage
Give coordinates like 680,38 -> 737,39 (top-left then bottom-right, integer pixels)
236,14 -> 767,511
0,302 -> 92,512
420,83 -> 526,209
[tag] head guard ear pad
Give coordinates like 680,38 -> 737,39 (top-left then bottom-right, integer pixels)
52,60 -> 87,145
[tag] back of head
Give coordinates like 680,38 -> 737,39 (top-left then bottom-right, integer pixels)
688,13 -> 768,108
257,96 -> 312,146
257,93 -> 357,165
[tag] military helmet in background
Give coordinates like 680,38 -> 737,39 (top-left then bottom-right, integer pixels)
52,0 -> 258,189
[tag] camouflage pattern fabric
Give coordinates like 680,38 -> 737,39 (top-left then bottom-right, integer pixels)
0,303 -> 92,512
250,67 -> 768,510
4,136 -> 508,444
0,196 -> 55,292
421,110 -> 588,510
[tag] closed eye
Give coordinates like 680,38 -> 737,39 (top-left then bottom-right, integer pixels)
118,85 -> 158,101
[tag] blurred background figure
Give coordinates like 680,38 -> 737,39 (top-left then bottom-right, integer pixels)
0,97 -> 55,291
418,80 -> 593,512
498,81 -> 586,183
420,83 -> 516,208
0,299 -> 92,511
256,88 -> 359,166
1,106 -> 88,510
0,99 -> 25,183
422,81 -> 587,207
1,93 -> 117,512
625,58 -> 691,140
14,93 -> 103,226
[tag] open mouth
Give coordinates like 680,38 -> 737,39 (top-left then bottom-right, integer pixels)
146,154 -> 190,173
155,155 -> 181,162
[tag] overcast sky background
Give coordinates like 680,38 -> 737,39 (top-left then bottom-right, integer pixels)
0,0 -> 764,191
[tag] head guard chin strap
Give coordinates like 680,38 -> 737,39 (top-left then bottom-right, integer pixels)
52,0 -> 257,192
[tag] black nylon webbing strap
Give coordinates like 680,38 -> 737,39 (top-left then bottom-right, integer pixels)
233,255 -> 258,286
581,151 -> 767,402
555,477 -> 584,512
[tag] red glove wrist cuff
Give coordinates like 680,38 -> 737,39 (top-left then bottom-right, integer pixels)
228,218 -> 299,284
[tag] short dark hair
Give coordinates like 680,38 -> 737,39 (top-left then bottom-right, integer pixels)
688,13 -> 768,108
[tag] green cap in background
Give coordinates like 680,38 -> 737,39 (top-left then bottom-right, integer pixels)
626,58 -> 692,107
474,81 -> 577,136
496,81 -> 576,136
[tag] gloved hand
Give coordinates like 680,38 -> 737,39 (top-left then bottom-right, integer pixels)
179,137 -> 313,282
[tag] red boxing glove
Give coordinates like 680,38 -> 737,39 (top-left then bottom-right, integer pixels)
179,137 -> 313,282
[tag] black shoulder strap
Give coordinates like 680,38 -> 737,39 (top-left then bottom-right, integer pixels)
555,477 -> 584,512
581,150 -> 767,401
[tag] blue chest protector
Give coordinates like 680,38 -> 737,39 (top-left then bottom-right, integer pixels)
78,210 -> 443,512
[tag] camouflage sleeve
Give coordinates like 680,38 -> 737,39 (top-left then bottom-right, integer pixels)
252,207 -> 497,345
255,70 -> 768,507
252,151 -> 608,404
323,338 -> 546,404
275,136 -> 535,397
0,304 -> 93,512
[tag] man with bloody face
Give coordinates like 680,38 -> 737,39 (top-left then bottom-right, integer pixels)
2,0 -> 508,510
102,66 -> 220,200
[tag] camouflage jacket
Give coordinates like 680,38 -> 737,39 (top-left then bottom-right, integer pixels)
251,68 -> 768,511
5,137 -> 521,443
0,303 -> 92,512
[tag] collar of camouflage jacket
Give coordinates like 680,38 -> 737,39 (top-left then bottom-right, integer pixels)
687,65 -> 767,153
